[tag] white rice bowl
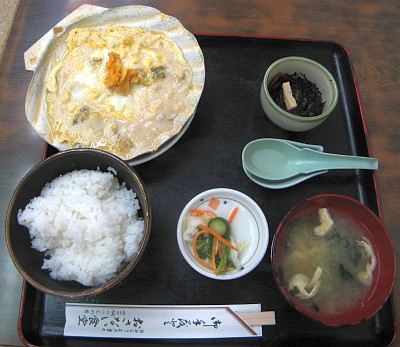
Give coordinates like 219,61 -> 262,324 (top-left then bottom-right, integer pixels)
17,168 -> 144,287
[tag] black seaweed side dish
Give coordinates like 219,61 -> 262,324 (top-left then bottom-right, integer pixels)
269,72 -> 326,117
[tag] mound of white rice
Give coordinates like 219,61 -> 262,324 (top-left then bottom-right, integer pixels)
17,168 -> 144,286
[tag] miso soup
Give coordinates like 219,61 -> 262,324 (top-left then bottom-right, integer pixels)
278,208 -> 376,315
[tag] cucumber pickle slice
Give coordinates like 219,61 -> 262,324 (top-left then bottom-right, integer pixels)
208,217 -> 230,238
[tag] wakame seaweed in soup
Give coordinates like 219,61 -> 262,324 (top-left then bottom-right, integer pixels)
269,72 -> 326,116
280,209 -> 375,315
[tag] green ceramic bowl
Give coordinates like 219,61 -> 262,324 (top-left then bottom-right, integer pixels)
260,56 -> 338,132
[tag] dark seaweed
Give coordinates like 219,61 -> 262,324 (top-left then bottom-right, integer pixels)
339,264 -> 355,281
268,72 -> 326,117
324,229 -> 363,266
311,302 -> 320,313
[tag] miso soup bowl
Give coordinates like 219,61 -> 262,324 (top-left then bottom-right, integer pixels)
271,194 -> 396,327
260,56 -> 338,132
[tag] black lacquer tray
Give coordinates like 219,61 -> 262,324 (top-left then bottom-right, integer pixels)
18,34 -> 397,346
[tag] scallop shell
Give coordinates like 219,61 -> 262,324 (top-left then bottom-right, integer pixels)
25,5 -> 205,165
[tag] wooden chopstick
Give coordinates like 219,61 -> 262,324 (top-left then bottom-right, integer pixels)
238,311 -> 276,326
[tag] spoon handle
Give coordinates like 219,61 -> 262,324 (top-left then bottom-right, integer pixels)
299,149 -> 379,173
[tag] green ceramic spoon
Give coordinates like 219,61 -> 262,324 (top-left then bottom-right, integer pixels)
242,138 -> 378,181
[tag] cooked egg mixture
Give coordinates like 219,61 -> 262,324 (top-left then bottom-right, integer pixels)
45,26 -> 194,159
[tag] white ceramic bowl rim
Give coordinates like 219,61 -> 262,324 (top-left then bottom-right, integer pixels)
262,56 -> 338,123
177,188 -> 269,280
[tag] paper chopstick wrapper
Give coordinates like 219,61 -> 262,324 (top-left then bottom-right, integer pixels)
64,303 -> 275,339
24,4 -> 107,71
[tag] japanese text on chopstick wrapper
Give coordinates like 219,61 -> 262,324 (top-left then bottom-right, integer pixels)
64,304 -> 262,339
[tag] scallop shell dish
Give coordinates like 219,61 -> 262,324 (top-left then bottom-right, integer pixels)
25,6 -> 205,164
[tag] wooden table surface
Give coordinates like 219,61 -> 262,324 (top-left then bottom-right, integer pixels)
0,1 -> 398,345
